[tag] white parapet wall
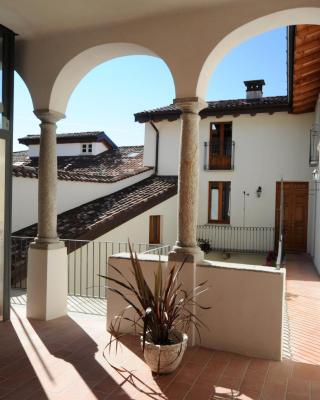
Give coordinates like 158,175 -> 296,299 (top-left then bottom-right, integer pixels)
107,253 -> 285,361
196,260 -> 285,360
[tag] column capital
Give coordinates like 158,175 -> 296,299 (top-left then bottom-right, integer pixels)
173,97 -> 207,114
34,109 -> 65,124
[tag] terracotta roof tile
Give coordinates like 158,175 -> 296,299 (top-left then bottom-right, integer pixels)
13,175 -> 177,240
134,96 -> 289,122
12,146 -> 152,183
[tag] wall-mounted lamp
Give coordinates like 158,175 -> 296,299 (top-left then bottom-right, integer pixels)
313,168 -> 320,182
256,186 -> 262,198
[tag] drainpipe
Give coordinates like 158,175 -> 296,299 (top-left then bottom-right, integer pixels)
149,121 -> 159,175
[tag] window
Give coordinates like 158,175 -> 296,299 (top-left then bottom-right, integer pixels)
149,215 -> 161,244
82,143 -> 93,154
309,127 -> 320,166
208,182 -> 231,224
209,122 -> 233,170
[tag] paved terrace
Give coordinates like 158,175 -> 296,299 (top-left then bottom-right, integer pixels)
1,255 -> 320,400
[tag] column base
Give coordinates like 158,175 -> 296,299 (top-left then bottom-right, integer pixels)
30,238 -> 65,250
26,244 -> 68,320
169,244 -> 204,263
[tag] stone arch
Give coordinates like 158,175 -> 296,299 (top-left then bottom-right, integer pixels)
197,7 -> 320,98
49,42 -> 175,114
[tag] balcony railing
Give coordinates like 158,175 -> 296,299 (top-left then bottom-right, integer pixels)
11,236 -> 168,298
309,128 -> 320,166
203,140 -> 235,170
197,225 -> 275,253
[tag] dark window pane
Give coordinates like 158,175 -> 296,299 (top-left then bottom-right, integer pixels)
222,182 -> 231,222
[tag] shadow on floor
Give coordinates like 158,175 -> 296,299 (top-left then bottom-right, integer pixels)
0,315 -> 47,399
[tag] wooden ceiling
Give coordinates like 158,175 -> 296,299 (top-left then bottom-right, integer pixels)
292,25 -> 320,114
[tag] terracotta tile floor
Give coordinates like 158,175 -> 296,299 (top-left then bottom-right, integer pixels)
1,254 -> 320,399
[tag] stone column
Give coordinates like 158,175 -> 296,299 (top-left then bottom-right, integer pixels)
172,97 -> 207,257
168,98 -> 207,346
27,109 -> 68,320
33,109 -> 64,247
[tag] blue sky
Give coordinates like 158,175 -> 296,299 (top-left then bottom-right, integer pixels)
13,27 -> 287,151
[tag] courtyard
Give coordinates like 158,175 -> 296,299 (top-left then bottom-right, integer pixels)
0,254 -> 319,400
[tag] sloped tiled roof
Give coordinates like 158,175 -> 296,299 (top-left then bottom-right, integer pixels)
18,131 -> 118,149
13,175 -> 177,241
134,96 -> 289,123
12,146 -> 152,183
11,175 -> 177,285
12,150 -> 30,164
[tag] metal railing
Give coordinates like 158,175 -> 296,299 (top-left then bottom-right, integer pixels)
143,244 -> 171,255
197,225 -> 275,253
203,140 -> 235,170
11,236 -> 33,289
11,237 -> 166,298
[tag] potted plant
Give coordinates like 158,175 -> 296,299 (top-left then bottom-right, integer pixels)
100,245 -> 210,374
197,238 -> 211,254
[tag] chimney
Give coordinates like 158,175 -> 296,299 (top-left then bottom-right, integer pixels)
244,79 -> 265,99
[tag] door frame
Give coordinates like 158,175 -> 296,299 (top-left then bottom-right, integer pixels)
275,181 -> 309,253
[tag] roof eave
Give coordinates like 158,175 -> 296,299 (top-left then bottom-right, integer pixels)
135,102 -> 290,123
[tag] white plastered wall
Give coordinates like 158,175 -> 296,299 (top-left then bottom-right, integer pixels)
12,169 -> 153,231
28,141 -> 107,157
96,195 -> 177,246
143,111 -> 316,253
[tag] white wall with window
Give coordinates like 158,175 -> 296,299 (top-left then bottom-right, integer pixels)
96,195 -> 177,247
12,169 -> 154,231
28,141 -> 108,157
143,111 -> 316,254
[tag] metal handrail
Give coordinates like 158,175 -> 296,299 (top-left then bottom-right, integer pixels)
204,140 -> 235,170
276,179 -> 285,269
143,245 -> 171,255
11,236 -> 169,298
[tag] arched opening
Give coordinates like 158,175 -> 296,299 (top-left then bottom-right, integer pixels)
49,43 -> 175,115
58,54 -> 175,146
197,7 -> 320,98
190,10 -> 320,364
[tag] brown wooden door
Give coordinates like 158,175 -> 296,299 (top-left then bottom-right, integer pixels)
275,182 -> 308,253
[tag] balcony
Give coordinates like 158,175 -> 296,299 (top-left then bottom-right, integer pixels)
203,140 -> 235,171
309,128 -> 320,166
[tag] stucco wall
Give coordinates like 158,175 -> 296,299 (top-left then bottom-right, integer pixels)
96,194 -> 177,246
12,169 -> 154,231
196,259 -> 285,360
28,141 -> 108,157
144,111 -> 316,253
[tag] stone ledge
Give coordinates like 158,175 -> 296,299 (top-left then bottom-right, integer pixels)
197,259 -> 286,275
109,252 -> 168,262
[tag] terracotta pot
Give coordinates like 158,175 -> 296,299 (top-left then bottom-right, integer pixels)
141,330 -> 188,374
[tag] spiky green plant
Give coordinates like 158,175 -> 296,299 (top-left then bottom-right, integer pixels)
99,243 -> 210,351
